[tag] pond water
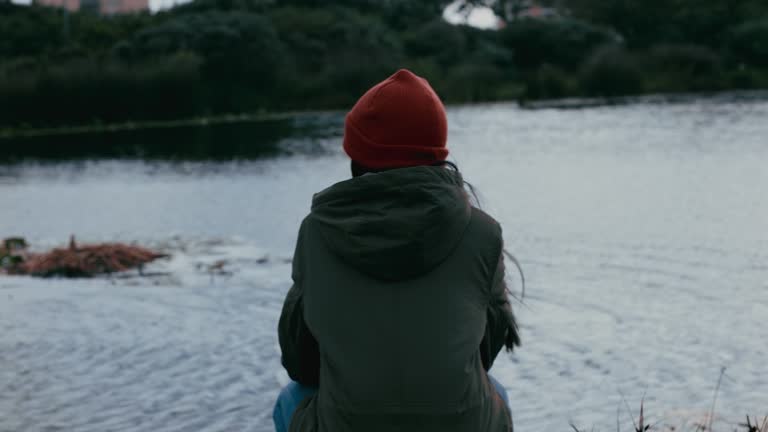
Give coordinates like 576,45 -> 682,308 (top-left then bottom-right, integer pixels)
1,96 -> 767,432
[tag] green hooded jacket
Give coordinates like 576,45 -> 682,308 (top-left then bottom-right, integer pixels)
278,165 -> 520,432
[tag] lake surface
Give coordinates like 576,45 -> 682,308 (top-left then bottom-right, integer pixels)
1,96 -> 767,431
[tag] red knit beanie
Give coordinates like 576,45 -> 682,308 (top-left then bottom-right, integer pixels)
343,69 -> 448,170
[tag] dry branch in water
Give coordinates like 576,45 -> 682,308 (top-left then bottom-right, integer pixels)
4,236 -> 168,278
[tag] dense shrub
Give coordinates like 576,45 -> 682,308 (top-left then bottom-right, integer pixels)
0,53 -> 203,127
0,3 -> 151,59
524,64 -> 574,100
116,12 -> 289,112
726,20 -> 768,67
462,26 -> 515,69
580,46 -> 644,96
647,44 -> 721,74
499,18 -> 620,70
727,67 -> 768,90
373,0 -> 450,30
401,23 -> 514,103
467,37 -> 515,70
403,19 -> 467,67
70,13 -> 153,53
442,63 -> 506,102
127,12 -> 284,80
564,0 -> 768,49
0,4 -> 66,58
268,6 -> 402,107
643,44 -> 724,92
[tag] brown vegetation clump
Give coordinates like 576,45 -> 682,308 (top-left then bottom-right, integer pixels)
7,236 -> 168,278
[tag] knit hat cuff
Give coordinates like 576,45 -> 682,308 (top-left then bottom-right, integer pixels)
343,117 -> 449,170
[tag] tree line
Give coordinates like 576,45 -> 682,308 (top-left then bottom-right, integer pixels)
1,0 -> 767,128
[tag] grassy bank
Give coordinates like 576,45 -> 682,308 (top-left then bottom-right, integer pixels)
0,111 -> 299,139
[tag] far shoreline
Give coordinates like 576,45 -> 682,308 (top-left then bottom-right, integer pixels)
2,89 -> 768,141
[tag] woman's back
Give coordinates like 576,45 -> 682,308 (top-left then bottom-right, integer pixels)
275,69 -> 519,432
280,166 -> 514,432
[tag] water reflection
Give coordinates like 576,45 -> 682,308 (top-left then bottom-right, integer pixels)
0,113 -> 344,163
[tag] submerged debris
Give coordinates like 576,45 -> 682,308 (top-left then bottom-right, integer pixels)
2,236 -> 168,278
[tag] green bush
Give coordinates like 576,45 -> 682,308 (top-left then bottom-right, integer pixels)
727,67 -> 768,90
129,12 -> 285,82
647,44 -> 720,74
643,44 -> 724,92
403,19 -> 467,67
524,64 -> 575,100
401,23 -> 515,103
0,3 -> 152,60
727,20 -> 768,67
442,63 -> 507,102
268,6 -> 402,107
580,45 -> 644,97
373,0 -> 449,30
499,18 -> 620,70
462,26 -> 515,70
467,38 -> 515,70
120,11 -> 290,112
0,4 -> 65,58
0,53 -> 203,127
402,58 -> 444,84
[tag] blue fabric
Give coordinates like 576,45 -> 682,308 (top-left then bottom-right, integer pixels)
488,374 -> 510,406
273,375 -> 510,432
273,381 -> 317,432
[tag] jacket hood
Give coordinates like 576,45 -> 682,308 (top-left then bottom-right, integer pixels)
310,165 -> 472,281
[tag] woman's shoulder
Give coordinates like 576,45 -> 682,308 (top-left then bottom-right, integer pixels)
463,207 -> 504,259
469,207 -> 503,237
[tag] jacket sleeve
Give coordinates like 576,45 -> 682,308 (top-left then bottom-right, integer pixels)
480,245 -> 521,371
278,223 -> 321,386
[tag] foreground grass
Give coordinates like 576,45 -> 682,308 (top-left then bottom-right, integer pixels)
571,369 -> 766,432
570,403 -> 767,432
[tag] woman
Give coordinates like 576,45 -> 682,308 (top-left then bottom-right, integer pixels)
274,69 -> 521,432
